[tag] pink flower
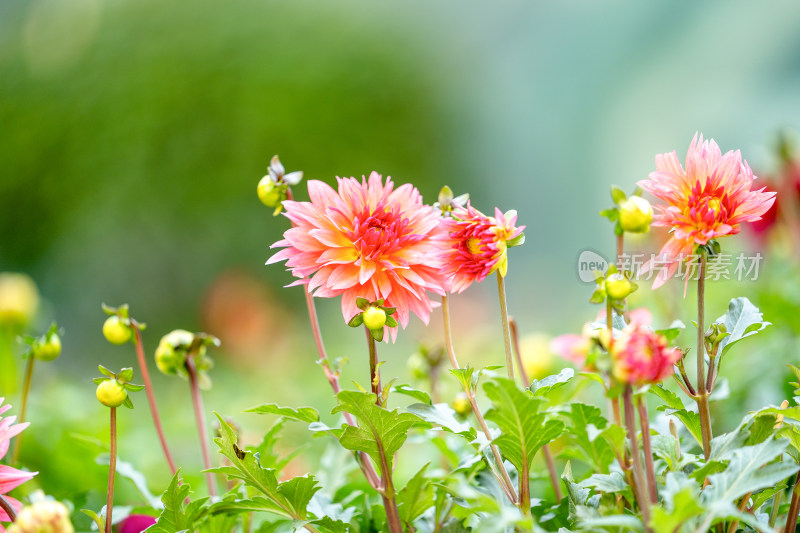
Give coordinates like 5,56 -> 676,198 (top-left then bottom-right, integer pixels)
119,514 -> 157,533
268,173 -> 446,338
638,133 -> 776,289
549,334 -> 590,367
611,314 -> 681,386
437,204 -> 524,293
0,398 -> 36,531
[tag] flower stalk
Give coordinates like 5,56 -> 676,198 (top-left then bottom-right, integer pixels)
623,385 -> 651,531
365,327 -> 383,407
10,356 -> 34,464
185,353 -> 217,497
636,395 -> 658,503
106,406 -> 117,533
132,322 -> 177,474
442,295 -> 518,505
695,252 -> 713,459
496,272 -> 515,382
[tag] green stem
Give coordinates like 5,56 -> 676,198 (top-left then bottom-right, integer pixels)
365,328 -> 382,406
11,356 -> 35,464
132,323 -> 177,474
376,440 -> 403,533
0,493 -> 17,523
186,354 -> 217,497
106,407 -> 117,533
496,273 -> 515,382
636,395 -> 658,504
623,386 -> 651,531
695,253 -> 713,459
441,295 -> 518,505
510,316 -> 563,501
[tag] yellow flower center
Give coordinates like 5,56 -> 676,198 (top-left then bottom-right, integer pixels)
467,237 -> 483,255
707,197 -> 721,213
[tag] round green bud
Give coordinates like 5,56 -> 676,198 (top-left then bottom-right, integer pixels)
452,393 -> 472,417
619,196 -> 653,233
0,273 -> 39,329
363,307 -> 387,331
96,379 -> 127,407
8,500 -> 74,533
257,176 -> 282,207
103,315 -> 132,345
605,273 -> 633,300
155,329 -> 194,375
33,333 -> 61,361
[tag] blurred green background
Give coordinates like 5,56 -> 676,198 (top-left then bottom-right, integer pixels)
2,0 -> 800,525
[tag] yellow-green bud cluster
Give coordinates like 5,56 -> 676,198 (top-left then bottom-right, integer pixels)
0,273 -> 39,329
618,196 -> 653,233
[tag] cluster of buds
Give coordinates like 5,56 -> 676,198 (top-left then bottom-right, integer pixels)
257,155 -> 304,215
101,304 -> 139,345
407,344 -> 445,380
94,366 -> 143,408
600,186 -> 653,235
7,499 -> 73,533
20,323 -> 61,362
348,298 -> 398,342
433,185 -> 469,216
155,330 -> 219,389
589,264 -> 638,309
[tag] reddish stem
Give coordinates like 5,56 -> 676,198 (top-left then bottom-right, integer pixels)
186,355 -> 217,497
11,356 -> 34,464
132,323 -> 177,474
106,407 -> 117,533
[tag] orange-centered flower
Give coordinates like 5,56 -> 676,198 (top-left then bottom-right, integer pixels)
639,133 -> 775,288
437,204 -> 524,293
611,314 -> 681,386
268,172 -> 446,336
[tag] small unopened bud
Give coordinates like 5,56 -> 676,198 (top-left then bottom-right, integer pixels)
775,399 -> 791,429
618,196 -> 652,234
407,352 -> 428,380
96,379 -> 127,408
257,176 -> 282,207
605,273 -> 633,300
7,500 -> 73,533
452,393 -> 472,417
103,315 -> 132,345
705,323 -> 727,345
438,186 -> 454,209
32,332 -> 61,362
363,306 -> 387,331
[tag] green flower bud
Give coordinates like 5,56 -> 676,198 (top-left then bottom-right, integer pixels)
452,393 -> 472,417
362,306 -> 387,331
618,196 -> 652,233
103,315 -> 132,345
7,500 -> 73,533
257,176 -> 282,207
96,379 -> 127,407
33,332 -> 61,362
605,273 -> 633,300
406,352 -> 428,380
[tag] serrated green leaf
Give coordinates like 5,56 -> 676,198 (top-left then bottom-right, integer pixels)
578,471 -> 629,494
245,404 -> 320,423
397,463 -> 434,526
277,475 -> 320,519
147,470 -> 209,533
450,366 -> 476,392
561,403 -> 615,473
714,297 -> 771,357
406,403 -> 476,442
331,390 -> 421,477
531,368 -> 574,398
650,474 -> 704,533
483,377 -> 565,473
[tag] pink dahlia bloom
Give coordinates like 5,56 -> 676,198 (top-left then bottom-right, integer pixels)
0,398 -> 36,531
268,172 -> 446,337
437,204 -> 524,293
611,313 -> 681,386
119,514 -> 157,533
638,133 -> 776,289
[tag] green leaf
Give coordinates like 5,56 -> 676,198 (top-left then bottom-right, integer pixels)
702,438 -> 798,507
650,472 -> 704,533
392,384 -> 432,405
80,508 -> 105,532
714,297 -> 771,357
332,390 -> 421,477
578,471 -> 629,494
212,413 -> 317,521
655,320 -> 686,343
483,377 -> 565,473
406,403 -> 476,442
450,366 -> 476,392
245,404 -> 320,423
397,463 -> 434,526
531,368 -> 574,398
561,403 -> 615,473
610,185 -> 627,205
147,470 -> 209,533
649,386 -> 703,446
599,208 -> 619,222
